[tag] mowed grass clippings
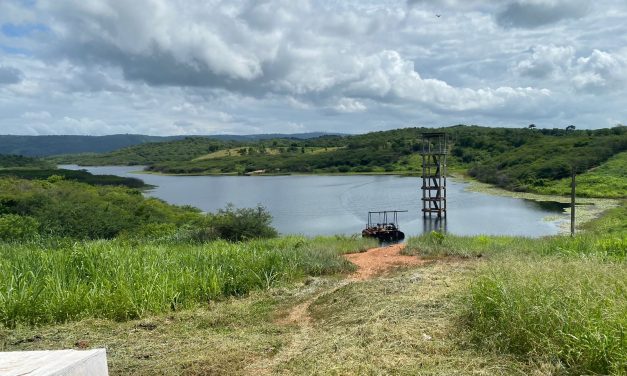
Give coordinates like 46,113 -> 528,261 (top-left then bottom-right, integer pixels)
1,290 -> 291,375
1,260 -> 539,375
274,260 -> 533,375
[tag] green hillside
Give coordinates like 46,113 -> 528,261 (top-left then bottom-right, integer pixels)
533,151 -> 627,198
51,137 -> 240,166
0,154 -> 54,169
0,133 -> 342,157
0,134 -> 185,157
54,125 -> 627,196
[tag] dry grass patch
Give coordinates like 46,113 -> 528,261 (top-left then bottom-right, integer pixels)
274,260 -> 534,375
1,257 -> 553,375
0,290 -> 292,375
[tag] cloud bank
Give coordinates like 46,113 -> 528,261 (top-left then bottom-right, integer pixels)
0,0 -> 625,135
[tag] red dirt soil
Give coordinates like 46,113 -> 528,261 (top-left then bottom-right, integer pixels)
344,243 -> 425,280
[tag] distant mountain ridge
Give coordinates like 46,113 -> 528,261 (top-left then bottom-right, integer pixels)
0,132 -> 345,157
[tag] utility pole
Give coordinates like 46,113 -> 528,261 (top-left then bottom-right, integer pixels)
571,167 -> 576,237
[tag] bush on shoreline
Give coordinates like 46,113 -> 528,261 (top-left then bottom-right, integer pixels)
0,177 -> 278,242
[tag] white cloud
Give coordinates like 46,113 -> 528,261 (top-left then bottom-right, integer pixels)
333,98 -> 367,113
0,0 -> 625,135
514,46 -> 627,93
496,0 -> 591,28
515,45 -> 575,78
572,49 -> 627,92
21,111 -> 51,120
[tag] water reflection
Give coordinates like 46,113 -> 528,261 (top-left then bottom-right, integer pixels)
525,199 -> 570,212
423,217 -> 448,234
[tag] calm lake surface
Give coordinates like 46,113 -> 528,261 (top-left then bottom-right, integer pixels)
62,165 -> 567,237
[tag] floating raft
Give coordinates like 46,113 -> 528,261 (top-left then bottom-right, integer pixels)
362,210 -> 407,242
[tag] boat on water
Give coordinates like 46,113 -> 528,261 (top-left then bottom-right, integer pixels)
362,210 -> 407,242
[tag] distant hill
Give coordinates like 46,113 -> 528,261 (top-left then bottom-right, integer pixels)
202,132 -> 345,141
0,133 -> 345,157
51,125 -> 627,196
0,135 -> 182,157
0,154 -> 54,169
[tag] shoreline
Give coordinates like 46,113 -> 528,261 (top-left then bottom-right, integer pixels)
455,173 -> 620,234
66,164 -> 620,234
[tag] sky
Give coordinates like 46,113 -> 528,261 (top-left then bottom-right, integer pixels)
0,0 -> 626,136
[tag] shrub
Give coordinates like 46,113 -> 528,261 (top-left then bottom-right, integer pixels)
209,204 -> 278,241
0,214 -> 39,241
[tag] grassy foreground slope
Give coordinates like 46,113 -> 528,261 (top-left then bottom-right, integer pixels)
1,202 -> 624,375
404,202 -> 627,375
3,261 -> 533,375
0,236 -> 375,328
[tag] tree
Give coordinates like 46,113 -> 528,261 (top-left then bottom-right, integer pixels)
566,125 -> 576,131
528,124 -> 536,129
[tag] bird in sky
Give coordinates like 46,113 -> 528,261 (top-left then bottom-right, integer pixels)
436,14 -> 441,18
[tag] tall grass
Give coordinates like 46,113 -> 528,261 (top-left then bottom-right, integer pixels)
465,259 -> 627,374
403,231 -> 626,261
0,236 -> 371,328
405,203 -> 627,373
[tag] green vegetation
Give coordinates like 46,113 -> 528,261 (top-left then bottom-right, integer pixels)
533,150 -> 627,198
1,153 -> 148,188
0,177 -> 196,240
0,168 -> 146,188
0,177 -> 278,241
52,137 -> 237,166
0,134 -> 184,157
53,125 -> 627,197
468,128 -> 627,192
0,154 -> 53,169
3,260 -> 535,375
0,236 -> 375,328
467,260 -> 626,374
0,171 -> 378,329
404,202 -> 627,374
0,133 -> 337,157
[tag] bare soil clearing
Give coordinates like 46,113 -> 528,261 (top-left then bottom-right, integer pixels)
344,243 -> 426,280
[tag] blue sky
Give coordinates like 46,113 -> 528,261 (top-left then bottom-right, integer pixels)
0,0 -> 626,135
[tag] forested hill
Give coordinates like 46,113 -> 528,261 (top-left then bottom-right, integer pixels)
51,125 -> 627,195
0,132 -> 341,157
0,134 -> 182,157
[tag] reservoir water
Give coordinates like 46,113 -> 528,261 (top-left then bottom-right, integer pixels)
61,165 -> 566,237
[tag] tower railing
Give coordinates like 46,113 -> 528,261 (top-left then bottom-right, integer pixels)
419,132 -> 447,218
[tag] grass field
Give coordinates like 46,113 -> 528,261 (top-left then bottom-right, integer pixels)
533,151 -> 627,198
466,259 -> 626,374
403,202 -> 627,374
3,260 -> 538,375
192,147 -> 343,161
0,236 -> 375,328
1,205 -> 625,374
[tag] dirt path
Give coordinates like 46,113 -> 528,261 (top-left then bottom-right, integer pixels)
247,243 -> 423,375
344,243 -> 425,280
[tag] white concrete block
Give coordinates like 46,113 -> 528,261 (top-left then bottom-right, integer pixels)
0,348 -> 108,376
